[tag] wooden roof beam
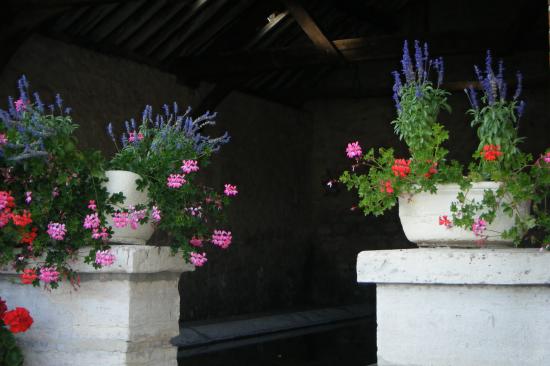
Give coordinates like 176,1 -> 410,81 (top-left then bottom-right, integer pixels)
10,0 -> 145,7
245,10 -> 289,50
172,28 -> 546,81
280,0 -> 339,57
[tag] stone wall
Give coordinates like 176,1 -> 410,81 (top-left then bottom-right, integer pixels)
0,35 -> 313,322
179,91 -> 312,320
0,34 -> 197,156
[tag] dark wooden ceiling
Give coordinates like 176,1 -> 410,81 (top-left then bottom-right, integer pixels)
0,0 -> 547,108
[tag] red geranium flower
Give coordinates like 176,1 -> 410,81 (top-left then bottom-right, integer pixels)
20,227 -> 38,244
481,144 -> 503,161
391,159 -> 411,178
0,191 -> 15,210
12,210 -> 32,227
379,180 -> 394,194
424,161 -> 438,178
438,215 -> 452,228
20,268 -> 38,285
2,307 -> 33,333
0,208 -> 11,228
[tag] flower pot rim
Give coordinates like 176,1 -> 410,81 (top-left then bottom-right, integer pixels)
105,169 -> 141,175
105,169 -> 144,181
399,181 -> 503,198
433,181 -> 502,191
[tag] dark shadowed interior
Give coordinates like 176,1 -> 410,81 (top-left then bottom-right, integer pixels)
1,1 -> 548,364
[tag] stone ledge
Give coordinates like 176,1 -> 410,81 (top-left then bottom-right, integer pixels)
1,245 -> 194,274
357,248 -> 550,285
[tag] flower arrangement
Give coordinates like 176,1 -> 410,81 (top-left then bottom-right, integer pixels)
1,297 -> 33,365
340,41 -> 550,247
106,103 -> 237,266
0,76 -> 120,289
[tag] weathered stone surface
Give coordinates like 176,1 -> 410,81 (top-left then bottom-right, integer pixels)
0,245 -> 192,366
357,248 -> 550,285
358,249 -> 550,366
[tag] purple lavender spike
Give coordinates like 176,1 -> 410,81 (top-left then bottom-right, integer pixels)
414,40 -> 423,81
513,71 -> 522,100
401,40 -> 414,84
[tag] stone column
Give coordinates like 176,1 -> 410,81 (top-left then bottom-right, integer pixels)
357,248 -> 550,366
0,245 -> 193,366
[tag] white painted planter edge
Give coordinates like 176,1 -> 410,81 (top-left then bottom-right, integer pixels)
398,181 -> 530,247
0,245 -> 195,274
357,248 -> 550,285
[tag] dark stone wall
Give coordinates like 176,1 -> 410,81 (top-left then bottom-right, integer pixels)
179,91 -> 312,320
0,34 -> 197,156
0,35 -> 314,322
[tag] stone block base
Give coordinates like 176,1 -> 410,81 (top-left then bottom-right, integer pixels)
357,248 -> 550,366
0,245 -> 193,366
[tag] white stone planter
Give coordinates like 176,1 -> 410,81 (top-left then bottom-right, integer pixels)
0,245 -> 194,366
104,170 -> 154,245
357,248 -> 550,366
398,181 -> 530,248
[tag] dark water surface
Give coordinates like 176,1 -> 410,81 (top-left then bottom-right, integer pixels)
178,317 -> 376,366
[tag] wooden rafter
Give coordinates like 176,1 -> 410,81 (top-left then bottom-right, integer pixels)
138,0 -> 208,56
10,0 -> 149,7
280,0 -> 339,57
245,10 -> 289,50
173,29 -> 546,81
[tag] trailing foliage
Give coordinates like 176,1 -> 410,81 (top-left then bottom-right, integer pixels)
107,103 -> 235,265
339,42 -> 550,247
0,76 -> 118,289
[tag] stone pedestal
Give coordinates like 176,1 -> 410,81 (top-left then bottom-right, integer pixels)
0,245 -> 193,366
357,248 -> 550,366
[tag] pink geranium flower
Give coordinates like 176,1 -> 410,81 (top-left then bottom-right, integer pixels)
88,200 -> 97,211
472,217 -> 487,237
346,141 -> 362,159
128,207 -> 146,230
14,99 -> 26,112
95,250 -> 116,266
167,174 -> 186,188
151,206 -> 161,222
212,230 -> 232,249
47,222 -> 66,241
83,213 -> 100,229
128,131 -> 144,143
112,211 -> 129,228
92,227 -> 109,241
181,160 -> 199,174
39,267 -> 59,283
0,191 -> 14,210
189,252 -> 207,267
0,133 -> 7,145
224,184 -> 238,196
186,206 -> 202,217
189,237 -> 203,247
